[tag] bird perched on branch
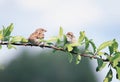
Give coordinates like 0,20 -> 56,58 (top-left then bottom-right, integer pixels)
66,32 -> 76,44
28,28 -> 47,45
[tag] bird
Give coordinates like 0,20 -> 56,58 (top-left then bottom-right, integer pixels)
66,32 -> 76,44
28,28 -> 47,45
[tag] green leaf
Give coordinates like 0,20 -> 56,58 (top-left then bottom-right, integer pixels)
97,41 -> 113,52
85,37 -> 89,50
67,53 -> 73,63
89,40 -> 96,53
0,34 -> 3,40
66,44 -> 73,52
76,55 -> 81,64
2,26 -> 6,36
21,38 -> 28,43
56,40 -> 65,48
97,52 -> 105,56
115,66 -> 120,80
66,43 -> 79,52
48,36 -> 58,42
3,23 -> 14,37
109,46 -> 113,55
0,30 -> 2,34
11,36 -> 23,43
59,27 -> 63,39
103,69 -> 113,82
63,35 -> 67,45
70,42 -> 80,47
72,47 -> 80,53
111,52 -> 120,67
96,59 -> 107,71
112,39 -> 118,51
7,44 -> 16,49
109,39 -> 118,55
78,31 -> 85,43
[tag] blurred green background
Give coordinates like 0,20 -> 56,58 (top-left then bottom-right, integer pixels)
0,50 -> 97,82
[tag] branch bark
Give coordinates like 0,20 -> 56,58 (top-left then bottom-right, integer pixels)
0,42 -> 109,62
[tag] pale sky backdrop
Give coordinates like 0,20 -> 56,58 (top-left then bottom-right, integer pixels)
0,0 -> 120,82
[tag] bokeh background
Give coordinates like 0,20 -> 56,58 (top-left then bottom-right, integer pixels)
0,0 -> 120,82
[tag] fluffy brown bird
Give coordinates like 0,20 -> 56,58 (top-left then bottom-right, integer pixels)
28,28 -> 47,45
66,32 -> 76,43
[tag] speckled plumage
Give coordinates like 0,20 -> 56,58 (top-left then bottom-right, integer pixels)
66,32 -> 76,43
28,28 -> 46,45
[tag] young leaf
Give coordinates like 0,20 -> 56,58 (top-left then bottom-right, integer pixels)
63,35 -> 67,45
115,66 -> 120,80
103,69 -> 113,82
59,27 -> 63,39
109,39 -> 118,55
21,38 -> 28,43
89,40 -> 96,53
7,44 -> 16,49
76,55 -> 81,64
0,34 -> 3,40
47,36 -> 58,42
112,39 -> 118,52
0,30 -> 3,39
66,43 -> 79,52
97,41 -> 113,52
11,36 -> 23,43
109,46 -> 114,55
70,42 -> 80,47
72,47 -> 80,53
67,53 -> 73,63
2,26 -> 6,36
78,31 -> 85,43
111,52 -> 120,67
97,52 -> 105,56
85,37 -> 89,50
56,40 -> 65,48
0,30 -> 2,34
3,23 -> 14,37
96,59 -> 107,71
67,44 -> 73,52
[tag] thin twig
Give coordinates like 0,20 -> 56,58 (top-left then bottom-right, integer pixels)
80,54 -> 109,62
0,42 -> 109,62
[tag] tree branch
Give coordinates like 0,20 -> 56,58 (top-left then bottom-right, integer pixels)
0,42 -> 109,62
0,42 -> 65,50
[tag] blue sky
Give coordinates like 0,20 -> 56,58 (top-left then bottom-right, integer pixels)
0,0 -> 120,82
